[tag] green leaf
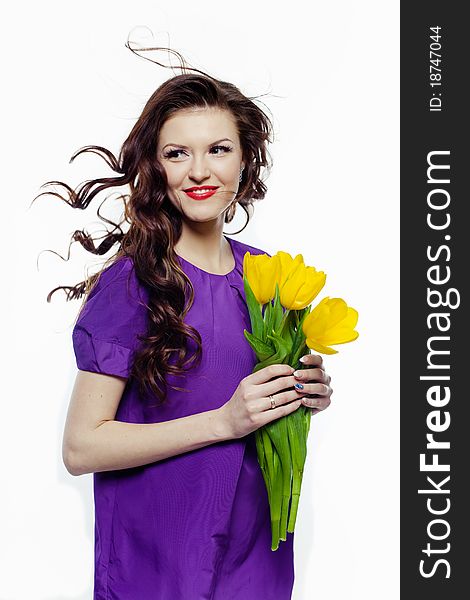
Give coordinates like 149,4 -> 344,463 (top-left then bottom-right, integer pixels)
286,409 -> 309,532
253,343 -> 288,372
271,283 -> 284,332
266,329 -> 292,362
265,416 -> 292,542
243,330 -> 275,362
276,308 -> 295,348
291,308 -> 311,364
255,429 -> 271,502
243,274 -> 264,340
304,404 -> 312,437
252,321 -> 294,372
264,298 -> 274,344
270,447 -> 282,550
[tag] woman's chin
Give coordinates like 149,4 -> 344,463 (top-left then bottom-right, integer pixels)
181,210 -> 226,225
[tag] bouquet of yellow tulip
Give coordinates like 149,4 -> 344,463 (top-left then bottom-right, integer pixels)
242,251 -> 359,551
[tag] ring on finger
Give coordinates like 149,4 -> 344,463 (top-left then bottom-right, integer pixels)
268,394 -> 276,410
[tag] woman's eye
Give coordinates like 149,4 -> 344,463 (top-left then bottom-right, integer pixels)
164,149 -> 187,160
210,145 -> 233,155
163,145 -> 233,160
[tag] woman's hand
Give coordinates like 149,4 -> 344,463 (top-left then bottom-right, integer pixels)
219,364 -> 310,440
218,355 -> 333,440
292,353 -> 333,415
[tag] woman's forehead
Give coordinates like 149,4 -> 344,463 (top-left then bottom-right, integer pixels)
158,107 -> 239,146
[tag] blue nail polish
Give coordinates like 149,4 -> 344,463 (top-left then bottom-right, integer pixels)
294,383 -> 304,390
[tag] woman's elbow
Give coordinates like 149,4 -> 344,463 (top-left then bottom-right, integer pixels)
62,444 -> 90,476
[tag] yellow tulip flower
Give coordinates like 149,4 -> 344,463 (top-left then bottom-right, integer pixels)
302,297 -> 359,354
276,252 -> 326,310
276,251 -> 304,283
243,252 -> 281,305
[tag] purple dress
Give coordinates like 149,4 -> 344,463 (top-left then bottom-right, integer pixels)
72,235 -> 295,599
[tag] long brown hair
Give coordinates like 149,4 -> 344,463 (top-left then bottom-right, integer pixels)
36,45 -> 274,405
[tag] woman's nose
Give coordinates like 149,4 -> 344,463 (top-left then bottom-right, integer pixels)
188,156 -> 211,181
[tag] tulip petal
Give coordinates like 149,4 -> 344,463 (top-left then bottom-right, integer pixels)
320,308 -> 359,345
303,298 -> 359,353
322,330 -> 359,345
243,252 -> 280,305
280,262 -> 326,310
305,338 -> 339,355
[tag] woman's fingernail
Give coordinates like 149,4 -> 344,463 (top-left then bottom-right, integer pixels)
293,370 -> 302,378
294,383 -> 304,390
302,397 -> 316,407
299,356 -> 307,363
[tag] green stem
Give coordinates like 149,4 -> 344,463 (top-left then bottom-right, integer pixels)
251,320 -> 313,549
255,429 -> 271,503
261,428 -> 280,551
287,467 -> 303,532
278,308 -> 291,338
270,449 -> 282,551
265,416 -> 292,546
279,456 -> 292,541
294,310 -> 300,327
287,406 -> 311,531
286,407 -> 308,533
305,403 -> 312,437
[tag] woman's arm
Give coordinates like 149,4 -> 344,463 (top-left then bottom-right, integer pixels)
62,370 -> 230,476
62,359 -> 330,476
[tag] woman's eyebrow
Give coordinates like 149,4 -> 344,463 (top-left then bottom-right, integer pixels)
161,138 -> 234,150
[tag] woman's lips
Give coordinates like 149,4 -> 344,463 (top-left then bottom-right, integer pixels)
183,187 -> 219,200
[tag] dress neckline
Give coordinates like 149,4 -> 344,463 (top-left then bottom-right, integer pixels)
175,235 -> 238,278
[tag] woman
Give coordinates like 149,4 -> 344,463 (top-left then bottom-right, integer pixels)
55,52 -> 333,599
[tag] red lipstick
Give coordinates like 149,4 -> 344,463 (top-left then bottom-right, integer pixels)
183,186 -> 219,201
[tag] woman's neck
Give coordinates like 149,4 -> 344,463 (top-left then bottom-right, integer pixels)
174,228 -> 234,274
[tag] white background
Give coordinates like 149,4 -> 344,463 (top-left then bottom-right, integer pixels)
1,1 -> 399,598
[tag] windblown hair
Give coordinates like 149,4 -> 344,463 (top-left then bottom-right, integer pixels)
37,44 -> 274,406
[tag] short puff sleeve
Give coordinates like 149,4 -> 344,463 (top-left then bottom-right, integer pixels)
72,257 -> 149,378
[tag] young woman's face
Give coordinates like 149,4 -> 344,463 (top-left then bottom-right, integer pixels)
157,106 -> 245,225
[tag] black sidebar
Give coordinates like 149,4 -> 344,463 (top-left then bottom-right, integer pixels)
401,4 -> 468,599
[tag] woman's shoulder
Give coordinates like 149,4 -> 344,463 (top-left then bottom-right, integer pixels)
88,255 -> 147,302
73,255 -> 149,371
94,255 -> 134,287
72,254 -> 148,378
231,237 -> 272,258
77,255 -> 149,329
